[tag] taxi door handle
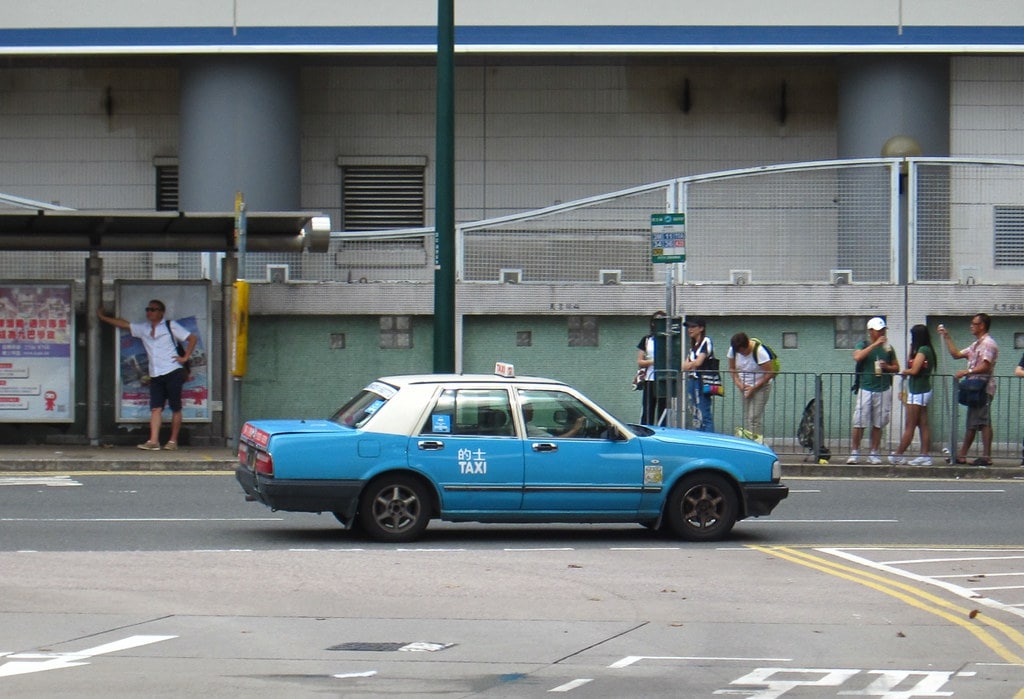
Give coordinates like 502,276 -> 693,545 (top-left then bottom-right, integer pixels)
418,440 -> 445,451
531,442 -> 558,452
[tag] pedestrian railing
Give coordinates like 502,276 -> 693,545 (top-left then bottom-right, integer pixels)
671,371 -> 1022,463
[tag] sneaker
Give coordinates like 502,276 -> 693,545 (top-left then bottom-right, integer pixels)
162,441 -> 178,451
908,455 -> 933,466
887,453 -> 905,465
137,441 -> 160,451
867,452 -> 883,465
846,451 -> 861,464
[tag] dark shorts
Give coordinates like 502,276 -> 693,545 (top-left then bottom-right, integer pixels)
149,368 -> 186,412
966,396 -> 992,429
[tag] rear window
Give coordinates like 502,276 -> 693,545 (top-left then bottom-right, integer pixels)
329,381 -> 397,429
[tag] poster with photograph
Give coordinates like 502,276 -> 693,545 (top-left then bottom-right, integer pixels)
0,282 -> 75,422
115,281 -> 212,423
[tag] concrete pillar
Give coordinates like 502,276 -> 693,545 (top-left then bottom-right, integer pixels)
838,56 -> 950,159
178,57 -> 301,211
836,56 -> 950,283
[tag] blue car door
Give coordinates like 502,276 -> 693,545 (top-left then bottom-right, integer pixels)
409,387 -> 524,513
517,389 -> 644,513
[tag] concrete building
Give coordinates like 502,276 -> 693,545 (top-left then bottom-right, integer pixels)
0,3 -> 1022,448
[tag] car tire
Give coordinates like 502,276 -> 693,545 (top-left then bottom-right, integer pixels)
664,473 -> 738,541
358,475 -> 431,543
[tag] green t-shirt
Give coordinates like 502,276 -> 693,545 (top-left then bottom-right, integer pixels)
856,341 -> 897,392
907,345 -> 935,395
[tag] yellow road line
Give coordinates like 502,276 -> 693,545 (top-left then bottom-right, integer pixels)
751,544 -> 1024,666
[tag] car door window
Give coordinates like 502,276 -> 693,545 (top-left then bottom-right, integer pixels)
516,389 -> 609,439
420,388 -> 513,437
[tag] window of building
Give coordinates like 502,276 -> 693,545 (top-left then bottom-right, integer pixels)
329,333 -> 346,350
568,316 -> 598,347
834,316 -> 871,349
516,330 -> 533,347
379,316 -> 413,349
338,157 -> 426,231
994,206 -> 1024,267
154,157 -> 179,211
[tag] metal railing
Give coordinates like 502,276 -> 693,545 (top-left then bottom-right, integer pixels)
673,371 -> 1024,463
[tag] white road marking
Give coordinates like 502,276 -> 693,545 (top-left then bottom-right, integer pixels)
0,476 -> 81,487
0,517 -> 281,522
908,488 -> 1005,493
755,519 -> 897,523
549,678 -> 593,692
333,670 -> 377,679
883,554 -> 1024,565
0,634 -> 176,678
820,548 -> 1024,621
609,655 -> 792,669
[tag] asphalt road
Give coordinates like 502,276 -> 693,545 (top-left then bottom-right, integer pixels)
2,474 -> 1023,697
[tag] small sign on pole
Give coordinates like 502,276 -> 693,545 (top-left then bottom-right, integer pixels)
650,213 -> 686,264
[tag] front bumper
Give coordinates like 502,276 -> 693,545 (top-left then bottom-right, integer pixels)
235,466 -> 364,521
741,482 -> 789,517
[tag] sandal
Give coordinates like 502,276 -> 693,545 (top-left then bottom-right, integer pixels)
954,456 -> 967,464
971,457 -> 992,466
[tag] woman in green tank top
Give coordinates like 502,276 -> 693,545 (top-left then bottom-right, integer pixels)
890,324 -> 937,466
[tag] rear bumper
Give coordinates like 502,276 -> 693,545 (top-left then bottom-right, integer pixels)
741,482 -> 789,517
235,466 -> 364,521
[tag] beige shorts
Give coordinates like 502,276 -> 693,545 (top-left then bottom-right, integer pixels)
853,388 -> 892,429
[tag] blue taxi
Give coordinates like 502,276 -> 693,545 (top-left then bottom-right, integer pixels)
235,364 -> 787,542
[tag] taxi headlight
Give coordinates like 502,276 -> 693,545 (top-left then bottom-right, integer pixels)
771,460 -> 782,481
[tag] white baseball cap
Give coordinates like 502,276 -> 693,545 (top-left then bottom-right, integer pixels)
866,317 -> 886,331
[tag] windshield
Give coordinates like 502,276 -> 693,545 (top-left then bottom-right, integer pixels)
328,381 -> 397,429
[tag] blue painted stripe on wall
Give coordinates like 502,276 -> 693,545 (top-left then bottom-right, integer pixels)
0,25 -> 1022,49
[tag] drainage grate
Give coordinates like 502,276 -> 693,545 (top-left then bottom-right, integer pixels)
328,642 -> 406,652
328,641 -> 454,652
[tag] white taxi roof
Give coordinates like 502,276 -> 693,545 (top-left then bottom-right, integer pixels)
376,373 -> 564,388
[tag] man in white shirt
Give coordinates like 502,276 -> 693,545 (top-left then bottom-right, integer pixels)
97,299 -> 196,451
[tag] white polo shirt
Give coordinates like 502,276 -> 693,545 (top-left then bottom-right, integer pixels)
129,320 -> 190,378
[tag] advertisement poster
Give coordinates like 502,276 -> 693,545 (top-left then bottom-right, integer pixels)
0,282 -> 75,422
115,282 -> 211,423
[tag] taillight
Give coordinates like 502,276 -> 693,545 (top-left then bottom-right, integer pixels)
237,444 -> 248,465
254,450 -> 274,476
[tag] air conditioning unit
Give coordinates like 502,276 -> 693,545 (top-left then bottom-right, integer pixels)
266,264 -> 290,284
729,269 -> 752,285
830,269 -> 853,285
959,266 -> 980,285
499,268 -> 522,284
599,269 -> 622,285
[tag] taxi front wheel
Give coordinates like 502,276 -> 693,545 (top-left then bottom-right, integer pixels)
665,473 -> 737,541
358,475 -> 431,542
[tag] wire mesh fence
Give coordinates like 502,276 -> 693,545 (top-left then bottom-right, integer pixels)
2,158 -> 1022,289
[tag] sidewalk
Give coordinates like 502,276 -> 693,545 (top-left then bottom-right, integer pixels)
0,444 -> 1021,478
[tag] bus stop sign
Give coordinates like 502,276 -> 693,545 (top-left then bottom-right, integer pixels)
650,213 -> 685,263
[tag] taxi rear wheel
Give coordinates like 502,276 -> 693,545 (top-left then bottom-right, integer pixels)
358,475 -> 431,543
664,473 -> 737,541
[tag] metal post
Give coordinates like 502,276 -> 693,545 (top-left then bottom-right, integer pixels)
86,252 -> 103,446
432,0 -> 456,373
222,255 -> 238,447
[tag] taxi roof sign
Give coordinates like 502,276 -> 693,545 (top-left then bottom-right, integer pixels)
494,362 -> 515,377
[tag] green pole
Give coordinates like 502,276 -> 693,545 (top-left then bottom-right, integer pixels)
432,0 -> 456,373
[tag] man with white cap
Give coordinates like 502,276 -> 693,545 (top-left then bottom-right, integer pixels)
848,317 -> 901,464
